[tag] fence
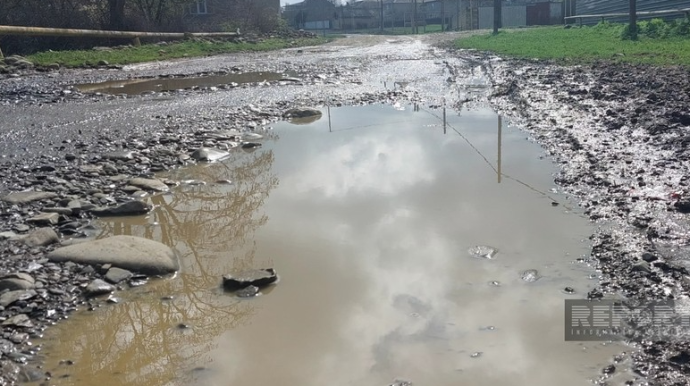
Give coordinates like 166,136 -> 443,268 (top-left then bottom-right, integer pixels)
564,7 -> 690,26
0,25 -> 240,58
566,0 -> 690,25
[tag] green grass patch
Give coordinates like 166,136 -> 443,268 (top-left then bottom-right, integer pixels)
455,20 -> 690,66
27,37 -> 333,67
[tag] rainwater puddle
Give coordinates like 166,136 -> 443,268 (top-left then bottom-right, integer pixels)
35,104 -> 630,386
74,71 -> 290,95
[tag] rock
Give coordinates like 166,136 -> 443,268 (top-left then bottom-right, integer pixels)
2,191 -> 57,204
128,274 -> 148,287
47,235 -> 179,275
283,107 -> 322,118
105,267 -> 133,284
84,279 -> 115,297
242,132 -> 264,141
42,207 -> 73,215
68,200 -> 97,214
103,151 -> 134,161
674,200 -> 690,213
17,367 -> 44,383
0,231 -> 22,241
468,245 -> 498,259
236,285 -> 260,298
26,212 -> 59,226
90,200 -> 152,217
128,178 -> 169,192
0,273 -> 35,291
241,142 -> 262,149
12,224 -> 30,233
222,268 -> 277,290
521,269 -> 541,282
0,290 -> 37,307
190,147 -> 230,162
2,314 -> 33,328
23,228 -> 59,247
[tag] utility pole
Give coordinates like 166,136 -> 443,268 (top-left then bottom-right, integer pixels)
380,0 -> 384,32
493,0 -> 501,34
629,0 -> 637,40
441,0 -> 445,31
413,0 -> 417,34
456,0 -> 460,31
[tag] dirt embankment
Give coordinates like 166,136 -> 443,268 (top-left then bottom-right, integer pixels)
472,53 -> 690,385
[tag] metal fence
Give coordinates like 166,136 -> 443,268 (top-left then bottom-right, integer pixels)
574,0 -> 690,24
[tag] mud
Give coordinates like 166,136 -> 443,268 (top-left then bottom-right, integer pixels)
473,54 -> 690,385
0,32 -> 688,384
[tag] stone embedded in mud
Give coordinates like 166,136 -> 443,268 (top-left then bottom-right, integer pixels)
2,314 -> 33,328
0,290 -> 37,307
1,191 -> 57,204
283,107 -> 322,118
674,200 -> 690,213
104,267 -> 133,284
389,380 -> 413,386
26,212 -> 60,226
0,273 -> 35,291
468,245 -> 498,259
84,279 -> 115,297
521,269 -> 541,282
222,268 -> 277,290
103,151 -> 135,161
90,200 -> 152,217
236,285 -> 260,298
128,177 -> 169,192
47,235 -> 179,275
191,147 -> 230,162
23,227 -> 59,247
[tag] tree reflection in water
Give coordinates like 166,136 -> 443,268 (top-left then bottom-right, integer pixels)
42,148 -> 279,386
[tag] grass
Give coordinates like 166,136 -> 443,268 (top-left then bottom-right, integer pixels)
455,23 -> 690,66
26,36 -> 333,67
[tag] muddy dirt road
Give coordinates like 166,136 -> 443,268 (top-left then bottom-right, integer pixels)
0,33 -> 689,385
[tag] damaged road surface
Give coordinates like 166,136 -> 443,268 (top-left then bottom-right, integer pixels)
0,33 -> 686,385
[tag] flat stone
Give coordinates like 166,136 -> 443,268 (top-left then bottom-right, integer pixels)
84,279 -> 115,297
2,314 -> 33,328
0,290 -> 37,307
42,207 -> 73,215
90,200 -> 152,217
222,268 -> 277,290
26,212 -> 60,226
283,107 -> 322,118
468,245 -> 498,259
23,228 -> 59,247
48,235 -> 179,275
105,267 -> 133,284
521,269 -> 541,282
103,151 -> 134,161
0,273 -> 34,291
2,191 -> 57,204
0,231 -> 23,241
191,147 -> 230,162
236,285 -> 260,298
128,178 -> 169,192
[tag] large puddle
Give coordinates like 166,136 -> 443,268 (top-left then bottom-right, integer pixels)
74,71 -> 290,95
34,104 -> 628,385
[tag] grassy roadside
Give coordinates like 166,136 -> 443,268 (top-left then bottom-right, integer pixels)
26,36 -> 333,67
455,22 -> 690,66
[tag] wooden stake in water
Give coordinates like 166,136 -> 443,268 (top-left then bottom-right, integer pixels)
497,115 -> 502,183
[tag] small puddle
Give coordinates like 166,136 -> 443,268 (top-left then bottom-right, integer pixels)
74,71 -> 291,95
34,104 -> 631,385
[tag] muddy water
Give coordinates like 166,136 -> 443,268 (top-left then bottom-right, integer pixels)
35,104 -> 629,386
74,71 -> 289,95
